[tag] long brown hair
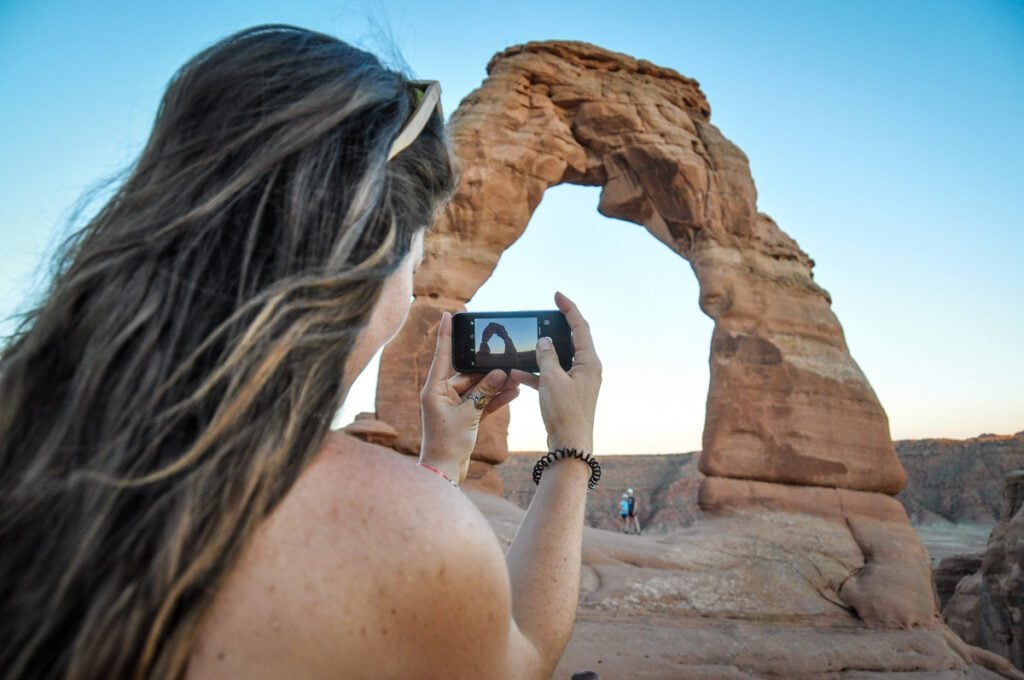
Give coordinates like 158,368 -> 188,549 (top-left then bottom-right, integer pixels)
0,25 -> 455,679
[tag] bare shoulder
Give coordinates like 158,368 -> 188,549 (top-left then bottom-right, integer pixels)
188,431 -> 535,680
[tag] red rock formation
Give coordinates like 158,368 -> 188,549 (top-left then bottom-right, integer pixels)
340,412 -> 399,448
945,470 -> 1024,670
364,40 -> 1018,677
377,40 -> 906,498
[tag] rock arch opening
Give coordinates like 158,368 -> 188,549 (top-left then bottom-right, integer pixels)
466,183 -> 712,458
375,40 -> 904,503
465,182 -> 715,530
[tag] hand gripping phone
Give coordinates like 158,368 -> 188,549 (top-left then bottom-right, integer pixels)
451,310 -> 574,373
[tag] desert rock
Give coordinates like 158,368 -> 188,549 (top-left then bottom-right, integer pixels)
470,489 -> 1024,679
496,437 -> 1024,538
936,554 -> 985,610
340,412 -> 399,448
497,452 -> 703,533
376,40 -> 906,495
897,433 -> 1024,524
945,470 -> 1024,670
362,40 -> 1014,676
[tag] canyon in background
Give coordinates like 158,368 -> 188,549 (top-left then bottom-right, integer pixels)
496,431 -> 1024,563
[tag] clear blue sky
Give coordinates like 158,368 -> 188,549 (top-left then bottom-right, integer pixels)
2,1 -> 1022,454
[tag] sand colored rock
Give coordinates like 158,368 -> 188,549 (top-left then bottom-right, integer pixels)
945,470 -> 1024,670
838,514 -> 939,628
469,490 -> 1023,679
495,439 -> 1023,543
376,40 -> 905,494
376,296 -> 510,461
698,476 -> 938,628
340,412 -> 399,448
697,476 -> 911,524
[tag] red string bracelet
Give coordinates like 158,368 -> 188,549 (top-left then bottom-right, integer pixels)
417,461 -> 458,487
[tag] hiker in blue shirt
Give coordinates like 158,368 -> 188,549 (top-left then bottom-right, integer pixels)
618,493 -> 631,533
626,488 -> 641,535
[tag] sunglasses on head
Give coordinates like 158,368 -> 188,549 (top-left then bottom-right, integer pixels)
387,80 -> 443,161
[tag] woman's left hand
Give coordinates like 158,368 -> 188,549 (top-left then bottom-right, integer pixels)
420,311 -> 521,484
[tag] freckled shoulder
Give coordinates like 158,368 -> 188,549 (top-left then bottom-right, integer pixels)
187,431 -> 517,680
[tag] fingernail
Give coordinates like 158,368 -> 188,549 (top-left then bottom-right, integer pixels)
486,370 -> 505,386
537,337 -> 552,350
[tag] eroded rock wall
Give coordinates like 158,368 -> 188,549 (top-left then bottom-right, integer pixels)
945,470 -> 1024,670
898,433 -> 1024,524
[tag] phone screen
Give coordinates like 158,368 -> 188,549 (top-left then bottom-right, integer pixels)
452,310 -> 573,373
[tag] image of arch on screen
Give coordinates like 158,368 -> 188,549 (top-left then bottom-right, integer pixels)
474,316 -> 539,371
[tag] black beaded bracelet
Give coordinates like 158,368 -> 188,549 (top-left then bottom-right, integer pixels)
532,448 -> 602,491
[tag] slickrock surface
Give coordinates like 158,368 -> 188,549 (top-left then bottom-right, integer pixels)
470,490 -> 1023,679
945,471 -> 1024,671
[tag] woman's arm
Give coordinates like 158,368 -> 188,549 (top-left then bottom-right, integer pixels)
505,293 -> 601,675
417,291 -> 601,677
504,453 -> 592,673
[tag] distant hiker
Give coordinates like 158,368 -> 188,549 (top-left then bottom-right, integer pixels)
619,493 -> 631,532
626,488 -> 641,534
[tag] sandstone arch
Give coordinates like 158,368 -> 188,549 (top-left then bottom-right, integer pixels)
364,42 -> 1024,675
376,40 -> 906,496
479,322 -> 515,358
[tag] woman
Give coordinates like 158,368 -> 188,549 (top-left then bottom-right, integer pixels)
0,24 -> 602,679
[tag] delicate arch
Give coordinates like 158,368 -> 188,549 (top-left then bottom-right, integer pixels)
376,41 -> 905,494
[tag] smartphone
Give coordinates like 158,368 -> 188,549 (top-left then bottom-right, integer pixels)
452,310 -> 574,373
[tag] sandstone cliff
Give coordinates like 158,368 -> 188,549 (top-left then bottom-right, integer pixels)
897,432 -> 1024,524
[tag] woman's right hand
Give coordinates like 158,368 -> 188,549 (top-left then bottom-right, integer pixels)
511,292 -> 601,453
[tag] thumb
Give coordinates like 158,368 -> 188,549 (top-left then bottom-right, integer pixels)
535,336 -> 563,376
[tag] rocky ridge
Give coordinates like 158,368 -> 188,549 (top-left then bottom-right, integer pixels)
495,431 -> 1024,537
897,433 -> 1024,524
